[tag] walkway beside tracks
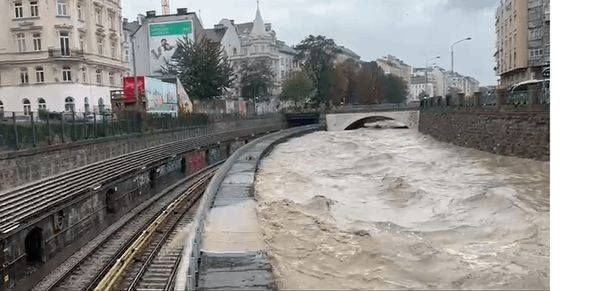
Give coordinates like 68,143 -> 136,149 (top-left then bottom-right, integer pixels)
176,124 -> 322,290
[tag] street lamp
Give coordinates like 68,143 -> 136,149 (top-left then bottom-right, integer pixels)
450,37 -> 471,73
425,56 -> 440,97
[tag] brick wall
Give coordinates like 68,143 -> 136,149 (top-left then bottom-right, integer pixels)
0,117 -> 285,191
418,107 -> 549,161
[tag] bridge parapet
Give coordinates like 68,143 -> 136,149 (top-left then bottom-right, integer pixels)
328,103 -> 418,114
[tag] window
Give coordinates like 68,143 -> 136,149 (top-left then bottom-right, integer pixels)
79,35 -> 85,51
81,67 -> 87,83
108,72 -> 115,85
98,98 -> 105,113
33,33 -> 42,51
84,97 -> 90,113
62,66 -> 72,81
124,49 -> 129,62
77,2 -> 83,20
16,33 -> 26,52
38,98 -> 46,110
30,1 -> 39,17
35,67 -> 44,83
59,31 -> 70,56
15,2 -> 23,18
96,69 -> 102,84
57,0 -> 68,16
23,99 -> 31,115
65,97 -> 75,112
95,8 -> 102,25
97,39 -> 103,55
110,41 -> 116,58
0,101 -> 4,116
108,13 -> 115,29
233,48 -> 237,55
20,68 -> 29,84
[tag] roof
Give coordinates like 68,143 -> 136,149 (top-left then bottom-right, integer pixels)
123,21 -> 141,33
338,46 -> 360,59
278,43 -> 296,55
236,22 -> 254,35
251,6 -> 267,36
204,28 -> 226,43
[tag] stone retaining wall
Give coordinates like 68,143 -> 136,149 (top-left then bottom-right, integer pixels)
0,116 -> 285,192
418,108 -> 549,161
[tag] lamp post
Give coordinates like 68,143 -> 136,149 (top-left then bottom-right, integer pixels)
450,37 -> 471,73
425,56 -> 440,97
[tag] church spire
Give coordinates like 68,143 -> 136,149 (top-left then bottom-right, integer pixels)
251,0 -> 267,36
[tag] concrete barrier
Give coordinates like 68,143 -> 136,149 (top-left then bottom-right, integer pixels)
175,124 -> 322,291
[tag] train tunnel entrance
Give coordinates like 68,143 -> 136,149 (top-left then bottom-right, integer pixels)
24,227 -> 44,264
106,188 -> 117,214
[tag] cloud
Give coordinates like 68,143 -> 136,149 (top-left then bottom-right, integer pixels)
123,0 -> 497,85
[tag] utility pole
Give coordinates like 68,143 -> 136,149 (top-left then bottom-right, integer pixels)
132,35 -> 139,112
450,37 -> 471,73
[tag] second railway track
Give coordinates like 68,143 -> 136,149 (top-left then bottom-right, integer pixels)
32,163 -> 221,291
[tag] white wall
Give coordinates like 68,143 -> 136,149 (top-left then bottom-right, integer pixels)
0,83 -> 116,113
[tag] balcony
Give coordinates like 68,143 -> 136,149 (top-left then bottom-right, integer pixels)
48,48 -> 84,60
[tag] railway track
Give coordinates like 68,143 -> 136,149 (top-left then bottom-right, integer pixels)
32,164 -> 221,291
0,124 -> 281,236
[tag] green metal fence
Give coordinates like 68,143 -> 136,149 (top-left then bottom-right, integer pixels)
0,111 -> 215,152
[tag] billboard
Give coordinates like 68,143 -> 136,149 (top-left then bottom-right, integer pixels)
177,79 -> 193,114
145,77 -> 178,115
123,76 -> 146,102
148,20 -> 194,75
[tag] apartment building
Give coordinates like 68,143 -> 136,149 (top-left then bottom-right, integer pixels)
0,0 -> 127,114
376,55 -> 412,87
495,0 -> 550,88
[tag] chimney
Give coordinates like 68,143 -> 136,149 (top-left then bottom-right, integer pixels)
137,14 -> 145,23
177,8 -> 188,15
146,10 -> 156,18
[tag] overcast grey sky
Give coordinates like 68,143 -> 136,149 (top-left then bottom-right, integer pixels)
123,0 -> 498,85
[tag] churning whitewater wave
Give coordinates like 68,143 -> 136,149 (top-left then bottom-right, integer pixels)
255,128 -> 549,290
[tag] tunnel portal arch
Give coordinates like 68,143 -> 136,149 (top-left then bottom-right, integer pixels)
344,116 -> 396,130
24,227 -> 44,264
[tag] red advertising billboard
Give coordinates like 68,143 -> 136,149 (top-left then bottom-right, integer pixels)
123,76 -> 146,103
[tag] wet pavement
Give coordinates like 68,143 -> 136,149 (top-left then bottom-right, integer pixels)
255,128 -> 550,290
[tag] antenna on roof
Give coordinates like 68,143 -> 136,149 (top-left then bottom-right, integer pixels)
161,0 -> 170,15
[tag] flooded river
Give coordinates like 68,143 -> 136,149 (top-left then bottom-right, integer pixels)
255,128 -> 549,290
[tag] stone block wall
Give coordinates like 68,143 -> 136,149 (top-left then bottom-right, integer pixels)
0,116 -> 285,192
418,108 -> 549,161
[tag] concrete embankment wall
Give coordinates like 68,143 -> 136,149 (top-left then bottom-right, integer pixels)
0,116 -> 286,191
175,124 -> 323,291
418,107 -> 549,161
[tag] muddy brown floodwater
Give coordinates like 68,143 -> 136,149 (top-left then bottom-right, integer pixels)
255,128 -> 549,290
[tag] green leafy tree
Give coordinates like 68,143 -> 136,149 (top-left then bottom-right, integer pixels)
165,36 -> 235,100
356,61 -> 386,104
280,71 -> 314,107
332,59 -> 360,105
294,35 -> 340,106
240,58 -> 275,102
382,74 -> 409,103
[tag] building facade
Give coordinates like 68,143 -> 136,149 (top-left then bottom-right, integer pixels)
0,0 -> 128,114
215,4 -> 299,98
410,76 -> 434,101
495,0 -> 550,88
129,9 -> 204,78
376,55 -> 412,90
413,66 -> 446,97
